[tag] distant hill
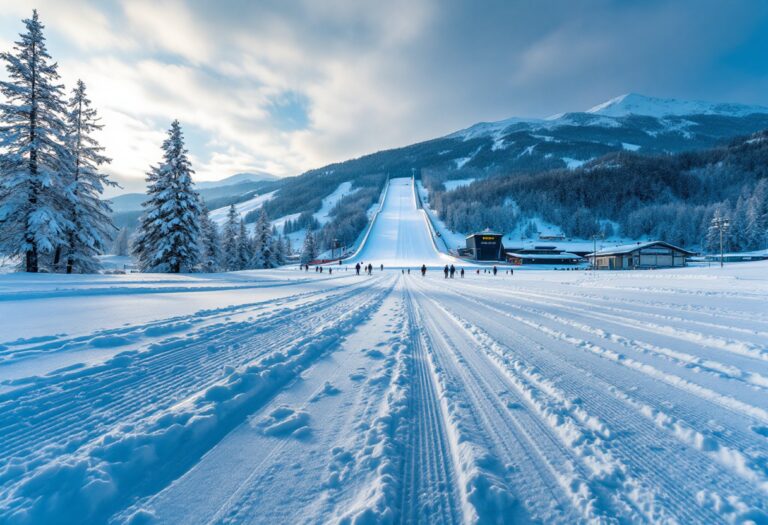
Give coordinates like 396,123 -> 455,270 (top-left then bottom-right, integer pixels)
249,93 -> 768,252
196,172 -> 278,189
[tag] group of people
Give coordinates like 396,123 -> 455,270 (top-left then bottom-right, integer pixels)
302,261 -> 514,278
354,262 -> 377,275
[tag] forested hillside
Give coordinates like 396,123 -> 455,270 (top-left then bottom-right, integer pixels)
427,132 -> 768,251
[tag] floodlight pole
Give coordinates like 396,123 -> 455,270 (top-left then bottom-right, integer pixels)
591,233 -> 602,270
711,217 -> 730,268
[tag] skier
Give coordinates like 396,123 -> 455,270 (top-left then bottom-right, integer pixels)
380,264 -> 383,272
449,264 -> 455,278
355,262 -> 361,275
476,269 -> 480,275
493,265 -> 498,276
407,268 -> 410,275
329,267 -> 332,275
368,263 -> 373,275
443,265 -> 449,279
460,268 -> 465,278
510,268 -> 514,276
421,264 -> 426,276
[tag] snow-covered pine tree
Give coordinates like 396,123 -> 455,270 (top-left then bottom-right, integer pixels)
300,228 -> 317,265
222,204 -> 239,270
112,227 -> 130,256
253,208 -> 273,268
745,179 -> 768,250
199,203 -> 220,272
0,11 -> 72,272
61,80 -> 116,273
132,120 -> 203,273
272,226 -> 285,266
237,218 -> 251,270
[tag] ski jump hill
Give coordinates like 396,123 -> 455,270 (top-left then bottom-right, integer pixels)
343,177 -> 471,268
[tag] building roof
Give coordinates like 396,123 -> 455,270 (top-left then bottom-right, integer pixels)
466,229 -> 503,239
507,252 -> 582,260
586,241 -> 695,257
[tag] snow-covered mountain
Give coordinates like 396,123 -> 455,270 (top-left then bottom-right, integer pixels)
449,93 -> 768,144
196,171 -> 277,189
585,93 -> 768,118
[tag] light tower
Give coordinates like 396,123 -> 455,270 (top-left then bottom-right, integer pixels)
710,216 -> 730,268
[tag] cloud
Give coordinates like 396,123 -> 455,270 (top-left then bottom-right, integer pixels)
1,0 -> 767,189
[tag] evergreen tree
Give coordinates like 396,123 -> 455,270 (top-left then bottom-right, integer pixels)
199,203 -> 220,272
253,208 -> 273,268
300,228 -> 317,265
236,219 -> 251,270
222,204 -> 239,270
61,80 -> 115,273
745,179 -> 768,250
0,11 -> 72,272
132,120 -> 202,273
112,227 -> 130,256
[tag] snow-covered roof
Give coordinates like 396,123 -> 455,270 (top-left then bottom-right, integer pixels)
587,241 -> 695,257
465,230 -> 503,239
506,252 -> 583,260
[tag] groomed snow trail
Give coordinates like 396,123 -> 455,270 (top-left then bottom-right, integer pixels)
1,263 -> 767,524
344,177 -> 464,268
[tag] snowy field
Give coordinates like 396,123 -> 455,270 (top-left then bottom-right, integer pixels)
1,179 -> 767,524
1,260 -> 767,523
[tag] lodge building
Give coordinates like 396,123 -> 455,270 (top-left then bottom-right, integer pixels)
587,241 -> 694,270
505,246 -> 583,265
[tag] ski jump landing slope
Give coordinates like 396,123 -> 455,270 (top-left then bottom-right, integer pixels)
344,177 -> 467,268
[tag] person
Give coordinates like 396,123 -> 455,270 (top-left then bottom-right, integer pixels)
443,265 -> 449,279
339,260 -> 342,265
329,267 -> 332,275
401,269 -> 404,274
320,266 -> 323,273
368,263 -> 372,275
476,269 -> 480,275
380,264 -> 383,271
421,264 -> 426,276
493,265 -> 498,276
355,262 -> 361,275
510,268 -> 514,276
407,268 -> 410,275
460,268 -> 465,278
449,264 -> 455,278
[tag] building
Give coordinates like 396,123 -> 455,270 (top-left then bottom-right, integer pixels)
587,241 -> 694,270
505,246 -> 583,265
465,230 -> 504,260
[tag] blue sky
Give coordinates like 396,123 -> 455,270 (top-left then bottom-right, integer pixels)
1,0 -> 767,193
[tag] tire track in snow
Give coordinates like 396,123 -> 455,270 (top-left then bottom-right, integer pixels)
398,287 -> 463,525
0,277 -> 396,523
0,278 -> 383,467
430,283 -> 768,520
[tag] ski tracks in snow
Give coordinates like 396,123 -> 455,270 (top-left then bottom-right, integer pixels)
1,268 -> 767,524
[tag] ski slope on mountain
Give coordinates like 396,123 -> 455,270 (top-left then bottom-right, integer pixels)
208,191 -> 276,225
1,261 -> 767,523
345,177 -> 464,268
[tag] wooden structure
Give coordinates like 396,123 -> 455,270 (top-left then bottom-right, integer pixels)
587,241 -> 694,270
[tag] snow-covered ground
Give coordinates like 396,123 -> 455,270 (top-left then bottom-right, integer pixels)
345,178 -> 465,267
1,261 -> 767,523
208,191 -> 277,225
314,181 -> 357,225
